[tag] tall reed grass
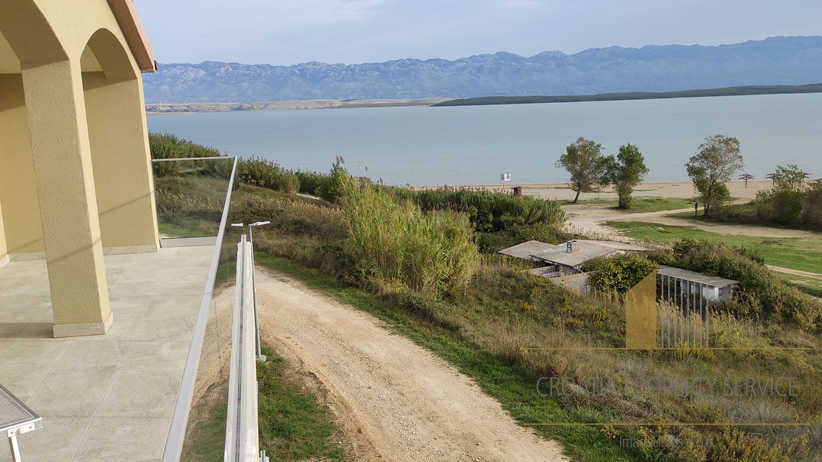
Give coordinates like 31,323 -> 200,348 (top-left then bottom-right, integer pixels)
341,179 -> 478,296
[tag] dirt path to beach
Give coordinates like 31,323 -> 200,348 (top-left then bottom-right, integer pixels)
255,269 -> 569,462
563,205 -> 817,239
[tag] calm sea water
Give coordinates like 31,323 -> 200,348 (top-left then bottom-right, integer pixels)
147,93 -> 822,186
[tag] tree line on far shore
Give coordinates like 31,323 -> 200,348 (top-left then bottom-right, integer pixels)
554,134 -> 822,229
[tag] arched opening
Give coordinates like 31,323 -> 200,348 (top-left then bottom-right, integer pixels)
0,1 -> 114,337
82,28 -> 159,251
0,1 -> 67,260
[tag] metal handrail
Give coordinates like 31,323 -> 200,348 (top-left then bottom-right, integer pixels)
225,237 -> 264,461
162,156 -> 239,462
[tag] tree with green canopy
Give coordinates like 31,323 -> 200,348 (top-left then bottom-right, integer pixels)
685,135 -> 744,217
555,137 -> 608,203
603,143 -> 649,208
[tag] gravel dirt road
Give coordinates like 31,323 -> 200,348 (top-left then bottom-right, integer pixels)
255,268 -> 569,462
563,205 -> 817,239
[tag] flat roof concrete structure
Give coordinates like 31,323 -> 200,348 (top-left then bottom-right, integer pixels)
499,239 -> 650,270
657,266 -> 739,288
0,245 -> 214,461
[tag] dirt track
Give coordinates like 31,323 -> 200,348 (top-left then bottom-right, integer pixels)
255,269 -> 569,462
564,205 -> 817,239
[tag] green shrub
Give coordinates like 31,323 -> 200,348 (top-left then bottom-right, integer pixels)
294,170 -> 329,196
237,156 -> 299,194
149,132 -> 222,159
315,165 -> 348,203
407,188 -> 566,233
341,178 -> 478,296
671,239 -> 821,329
802,181 -> 822,229
583,252 -> 658,294
149,133 -> 227,178
756,189 -> 805,225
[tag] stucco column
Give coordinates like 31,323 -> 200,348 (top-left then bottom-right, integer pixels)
21,59 -> 112,337
84,72 -> 159,252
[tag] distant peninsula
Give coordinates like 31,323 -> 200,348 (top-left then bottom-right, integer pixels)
433,84 -> 822,107
145,98 -> 450,113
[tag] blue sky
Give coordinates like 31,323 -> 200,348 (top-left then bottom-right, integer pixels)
134,0 -> 821,66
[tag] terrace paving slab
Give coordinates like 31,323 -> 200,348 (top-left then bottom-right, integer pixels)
0,245 -> 213,462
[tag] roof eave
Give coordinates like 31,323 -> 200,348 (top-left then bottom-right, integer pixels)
107,0 -> 156,72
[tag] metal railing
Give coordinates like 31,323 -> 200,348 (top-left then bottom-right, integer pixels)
224,236 -> 268,462
658,274 -> 711,349
155,156 -> 268,461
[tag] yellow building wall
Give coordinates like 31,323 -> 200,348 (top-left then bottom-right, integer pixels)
0,74 -> 45,256
1,1 -> 158,257
0,199 -> 6,263
1,0 -> 158,335
84,71 -> 158,250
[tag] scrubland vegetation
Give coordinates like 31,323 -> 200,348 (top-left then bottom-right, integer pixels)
152,134 -> 821,462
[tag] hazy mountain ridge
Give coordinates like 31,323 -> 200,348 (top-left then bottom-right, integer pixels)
143,36 -> 822,104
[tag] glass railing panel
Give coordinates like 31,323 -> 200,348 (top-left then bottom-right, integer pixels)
152,157 -> 236,238
161,157 -> 242,461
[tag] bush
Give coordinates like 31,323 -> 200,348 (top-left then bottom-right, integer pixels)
408,188 -> 566,233
756,189 -> 805,225
583,252 -> 658,294
149,132 -> 222,160
149,133 -> 224,177
237,156 -> 299,194
341,177 -> 478,296
671,239 -> 821,329
801,181 -> 822,229
294,170 -> 329,196
315,165 -> 348,203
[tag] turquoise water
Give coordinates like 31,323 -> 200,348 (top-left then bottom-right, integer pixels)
147,93 -> 822,186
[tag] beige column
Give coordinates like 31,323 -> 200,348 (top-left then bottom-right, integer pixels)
84,72 -> 159,252
21,59 -> 112,337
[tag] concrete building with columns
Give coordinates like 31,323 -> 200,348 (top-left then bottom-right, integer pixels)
0,0 -> 158,338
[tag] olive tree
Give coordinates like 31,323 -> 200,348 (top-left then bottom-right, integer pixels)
603,144 -> 649,209
685,135 -> 743,217
555,137 -> 608,203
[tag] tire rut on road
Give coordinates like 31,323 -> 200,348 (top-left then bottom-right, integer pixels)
255,268 -> 569,462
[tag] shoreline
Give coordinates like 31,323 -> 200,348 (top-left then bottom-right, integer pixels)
145,98 -> 453,114
410,180 -> 773,202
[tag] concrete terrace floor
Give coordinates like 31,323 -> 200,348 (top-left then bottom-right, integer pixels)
0,245 -> 213,461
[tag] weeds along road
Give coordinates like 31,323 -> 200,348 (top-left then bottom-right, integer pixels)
255,268 -> 569,462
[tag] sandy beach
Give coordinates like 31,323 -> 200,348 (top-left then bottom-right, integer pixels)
414,180 -> 773,203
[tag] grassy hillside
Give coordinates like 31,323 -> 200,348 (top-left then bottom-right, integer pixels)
153,134 -> 822,462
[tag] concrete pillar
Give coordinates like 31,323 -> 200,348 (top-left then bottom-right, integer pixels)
83,72 -> 159,252
21,59 -> 112,337
0,74 -> 44,257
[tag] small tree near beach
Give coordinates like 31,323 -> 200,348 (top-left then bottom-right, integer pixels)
555,137 -> 608,203
685,135 -> 744,217
603,143 -> 649,209
738,173 -> 754,187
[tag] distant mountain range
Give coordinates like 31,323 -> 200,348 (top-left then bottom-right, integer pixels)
143,36 -> 822,104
